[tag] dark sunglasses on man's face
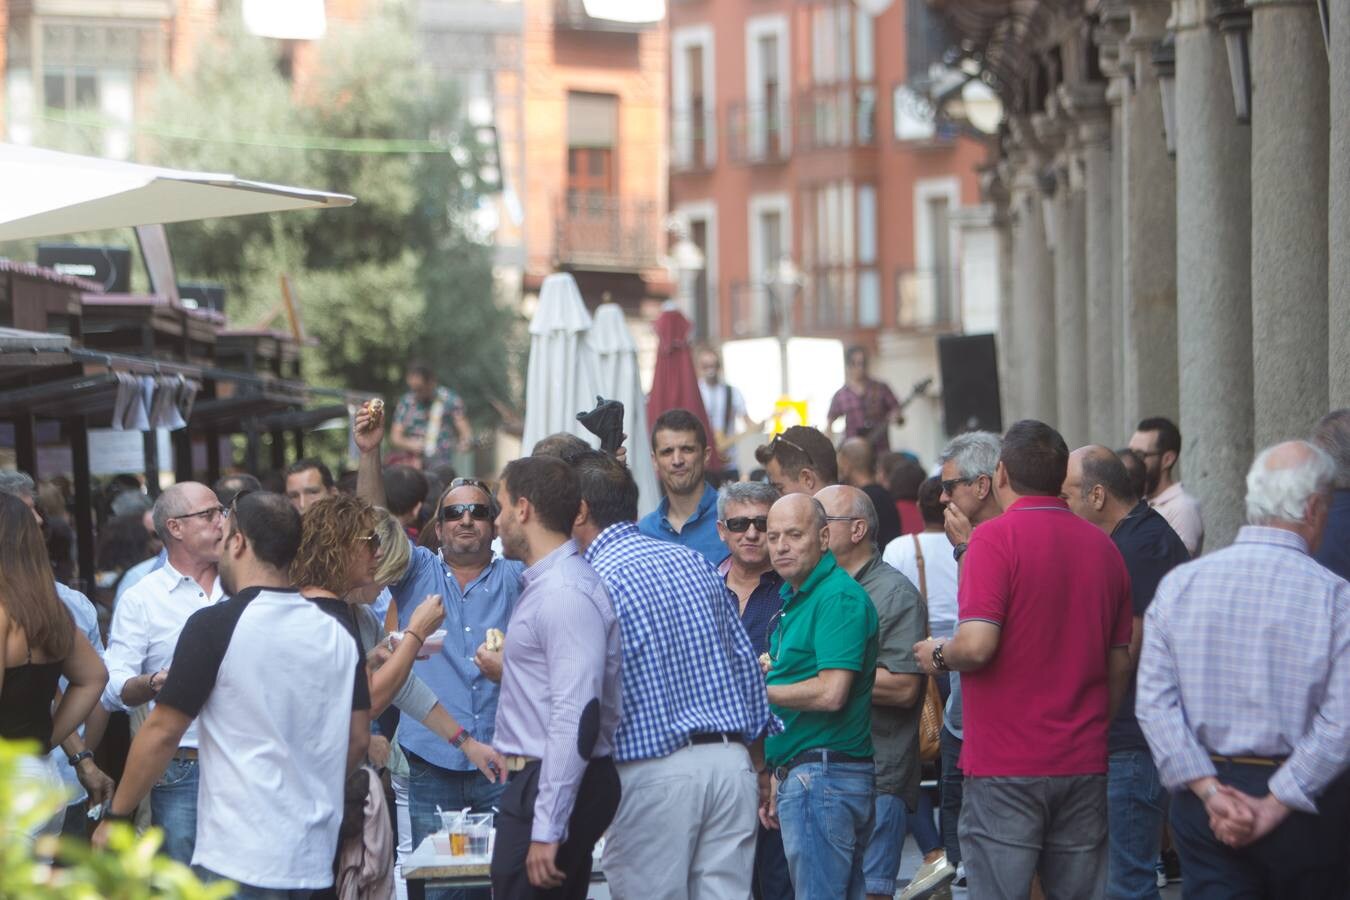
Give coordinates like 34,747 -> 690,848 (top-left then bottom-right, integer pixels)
441,503 -> 492,522
724,516 -> 769,533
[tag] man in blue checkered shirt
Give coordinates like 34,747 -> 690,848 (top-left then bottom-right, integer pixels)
556,449 -> 775,899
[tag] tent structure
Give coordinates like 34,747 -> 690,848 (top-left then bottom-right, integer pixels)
591,302 -> 659,516
0,143 -> 354,242
520,273 -> 602,454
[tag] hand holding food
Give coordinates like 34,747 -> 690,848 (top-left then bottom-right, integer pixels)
485,628 -> 505,652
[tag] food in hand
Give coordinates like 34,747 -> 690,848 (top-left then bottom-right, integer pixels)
369,398 -> 384,414
759,653 -> 771,669
484,628 -> 505,652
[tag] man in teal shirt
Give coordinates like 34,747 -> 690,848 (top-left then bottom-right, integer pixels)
761,492 -> 879,900
638,408 -> 727,565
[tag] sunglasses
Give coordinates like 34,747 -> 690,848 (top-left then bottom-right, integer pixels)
441,503 -> 492,522
940,477 -> 973,495
723,516 -> 768,533
358,532 -> 382,552
767,433 -> 816,469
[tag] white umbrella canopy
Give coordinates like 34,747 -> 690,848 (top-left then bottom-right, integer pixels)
520,273 -> 602,455
591,303 -> 659,517
0,143 -> 355,242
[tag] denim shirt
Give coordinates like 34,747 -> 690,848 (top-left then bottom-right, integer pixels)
390,546 -> 524,771
637,482 -> 728,567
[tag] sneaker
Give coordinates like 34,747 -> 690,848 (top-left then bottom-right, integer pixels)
954,862 -> 967,888
1156,867 -> 1168,889
899,852 -> 958,900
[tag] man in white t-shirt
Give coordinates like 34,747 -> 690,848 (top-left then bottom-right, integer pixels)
698,348 -> 752,473
94,492 -> 370,897
1129,416 -> 1204,555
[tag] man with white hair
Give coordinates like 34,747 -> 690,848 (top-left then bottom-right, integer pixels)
1137,440 -> 1350,897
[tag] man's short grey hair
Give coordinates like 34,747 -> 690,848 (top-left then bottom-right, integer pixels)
851,489 -> 879,543
0,470 -> 36,499
1312,409 -> 1350,490
151,483 -> 199,545
717,481 -> 780,519
807,496 -> 828,531
939,431 -> 1002,480
1245,442 -> 1336,526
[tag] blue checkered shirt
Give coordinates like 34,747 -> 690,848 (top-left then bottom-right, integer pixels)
1137,526 -> 1350,812
584,521 -> 778,762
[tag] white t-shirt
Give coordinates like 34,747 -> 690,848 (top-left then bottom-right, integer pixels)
699,379 -> 747,437
883,531 -> 959,638
1151,482 -> 1204,556
157,587 -> 368,890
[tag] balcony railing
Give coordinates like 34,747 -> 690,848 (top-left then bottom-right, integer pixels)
896,267 -> 962,331
555,196 -> 661,270
671,107 -> 716,173
796,84 -> 878,151
727,101 -> 792,165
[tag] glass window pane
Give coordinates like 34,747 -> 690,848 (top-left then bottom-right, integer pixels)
859,269 -> 880,326
858,184 -> 878,264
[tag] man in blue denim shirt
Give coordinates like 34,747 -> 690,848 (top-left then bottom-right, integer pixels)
356,406 -> 520,900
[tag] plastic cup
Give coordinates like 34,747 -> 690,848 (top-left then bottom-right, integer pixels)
466,813 -> 493,857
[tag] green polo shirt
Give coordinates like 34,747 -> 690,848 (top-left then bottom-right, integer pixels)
765,551 -> 879,767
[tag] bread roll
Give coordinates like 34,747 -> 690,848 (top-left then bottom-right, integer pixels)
485,628 -> 505,652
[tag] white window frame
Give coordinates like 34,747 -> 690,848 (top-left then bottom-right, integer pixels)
675,200 -> 720,340
672,25 -> 716,170
749,191 -> 793,335
912,176 -> 962,326
745,14 -> 790,161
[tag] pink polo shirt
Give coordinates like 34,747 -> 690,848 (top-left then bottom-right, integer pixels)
957,497 -> 1132,777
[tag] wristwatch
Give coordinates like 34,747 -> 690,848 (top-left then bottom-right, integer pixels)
67,750 -> 94,768
952,543 -> 969,563
932,642 -> 949,673
449,727 -> 472,749
100,807 -> 134,824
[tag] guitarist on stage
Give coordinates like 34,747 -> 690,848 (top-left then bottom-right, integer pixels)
388,362 -> 474,471
697,348 -> 755,479
827,345 -> 906,454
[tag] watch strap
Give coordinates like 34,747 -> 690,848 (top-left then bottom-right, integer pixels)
67,749 -> 94,768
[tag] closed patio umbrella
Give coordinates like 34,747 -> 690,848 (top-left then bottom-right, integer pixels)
646,306 -> 725,471
591,303 -> 659,516
520,273 -> 601,455
0,143 -> 354,242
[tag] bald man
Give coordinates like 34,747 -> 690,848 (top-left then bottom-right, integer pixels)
1063,447 -> 1190,899
762,492 -> 879,900
818,485 -> 935,900
836,438 -> 903,548
102,481 -> 228,865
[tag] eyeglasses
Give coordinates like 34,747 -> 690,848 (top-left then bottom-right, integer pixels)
227,488 -> 254,519
766,433 -> 816,470
723,516 -> 768,533
171,505 -> 227,523
441,503 -> 492,522
824,515 -> 861,524
940,477 -> 973,496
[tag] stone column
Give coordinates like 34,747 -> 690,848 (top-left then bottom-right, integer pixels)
989,172 -> 1020,424
1051,164 -> 1089,447
1065,87 -> 1114,444
1123,0 -> 1179,428
1008,125 -> 1058,425
1250,0 -> 1328,445
1174,0 -> 1253,551
1098,1 -> 1133,441
1332,0 -> 1350,408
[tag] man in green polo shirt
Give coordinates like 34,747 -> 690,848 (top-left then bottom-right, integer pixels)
760,492 -> 879,900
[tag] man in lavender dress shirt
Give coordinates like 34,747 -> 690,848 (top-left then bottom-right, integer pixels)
489,456 -> 623,899
1137,441 -> 1350,898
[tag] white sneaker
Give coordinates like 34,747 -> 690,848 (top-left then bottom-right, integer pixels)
899,852 -> 958,900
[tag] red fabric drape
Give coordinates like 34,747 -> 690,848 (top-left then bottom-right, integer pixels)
646,308 -> 726,471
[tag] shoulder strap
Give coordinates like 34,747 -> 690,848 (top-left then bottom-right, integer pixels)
723,384 -> 734,432
912,533 -> 927,600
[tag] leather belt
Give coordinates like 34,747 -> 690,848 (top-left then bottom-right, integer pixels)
773,749 -> 872,782
172,747 -> 198,761
504,755 -> 539,773
687,731 -> 747,748
1210,754 -> 1285,768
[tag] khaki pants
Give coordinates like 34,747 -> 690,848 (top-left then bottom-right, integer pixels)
602,742 -> 759,900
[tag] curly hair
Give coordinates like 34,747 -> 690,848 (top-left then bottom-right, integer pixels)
290,493 -> 378,596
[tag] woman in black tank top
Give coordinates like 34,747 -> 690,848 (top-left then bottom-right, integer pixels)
0,491 -> 107,756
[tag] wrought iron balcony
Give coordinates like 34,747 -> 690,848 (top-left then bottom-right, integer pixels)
796,84 -> 879,152
727,101 -> 792,165
555,196 -> 661,271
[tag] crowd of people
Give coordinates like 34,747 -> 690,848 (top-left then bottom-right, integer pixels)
3,353 -> 1349,900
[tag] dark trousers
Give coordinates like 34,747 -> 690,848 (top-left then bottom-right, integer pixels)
490,757 -> 620,900
1169,762 -> 1350,900
939,726 -> 964,866
753,822 -> 794,900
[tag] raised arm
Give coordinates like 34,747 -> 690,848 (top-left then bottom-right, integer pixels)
353,403 -> 388,509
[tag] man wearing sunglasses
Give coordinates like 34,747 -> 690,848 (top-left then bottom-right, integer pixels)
755,425 -> 839,497
101,481 -> 228,866
354,404 -> 522,900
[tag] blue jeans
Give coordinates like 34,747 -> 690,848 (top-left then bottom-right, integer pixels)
151,757 -> 198,867
776,760 -> 875,900
197,868 -> 313,900
863,791 -> 944,896
406,750 -> 506,900
1107,750 -> 1165,900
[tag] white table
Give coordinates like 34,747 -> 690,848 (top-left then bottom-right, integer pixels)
403,836 -> 605,897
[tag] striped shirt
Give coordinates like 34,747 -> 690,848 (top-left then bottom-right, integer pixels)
585,522 -> 777,762
1137,526 -> 1350,812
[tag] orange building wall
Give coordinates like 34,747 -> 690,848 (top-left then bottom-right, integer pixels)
520,0 -> 668,282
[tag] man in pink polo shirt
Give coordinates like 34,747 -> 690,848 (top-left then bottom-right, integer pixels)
914,419 -> 1132,900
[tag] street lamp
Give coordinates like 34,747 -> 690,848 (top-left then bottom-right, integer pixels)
763,255 -> 803,397
1153,33 -> 1177,158
1213,0 -> 1252,124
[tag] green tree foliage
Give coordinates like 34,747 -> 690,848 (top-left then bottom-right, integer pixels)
146,7 -> 519,422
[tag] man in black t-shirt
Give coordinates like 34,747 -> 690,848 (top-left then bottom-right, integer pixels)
1063,446 -> 1190,900
93,493 -> 370,896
